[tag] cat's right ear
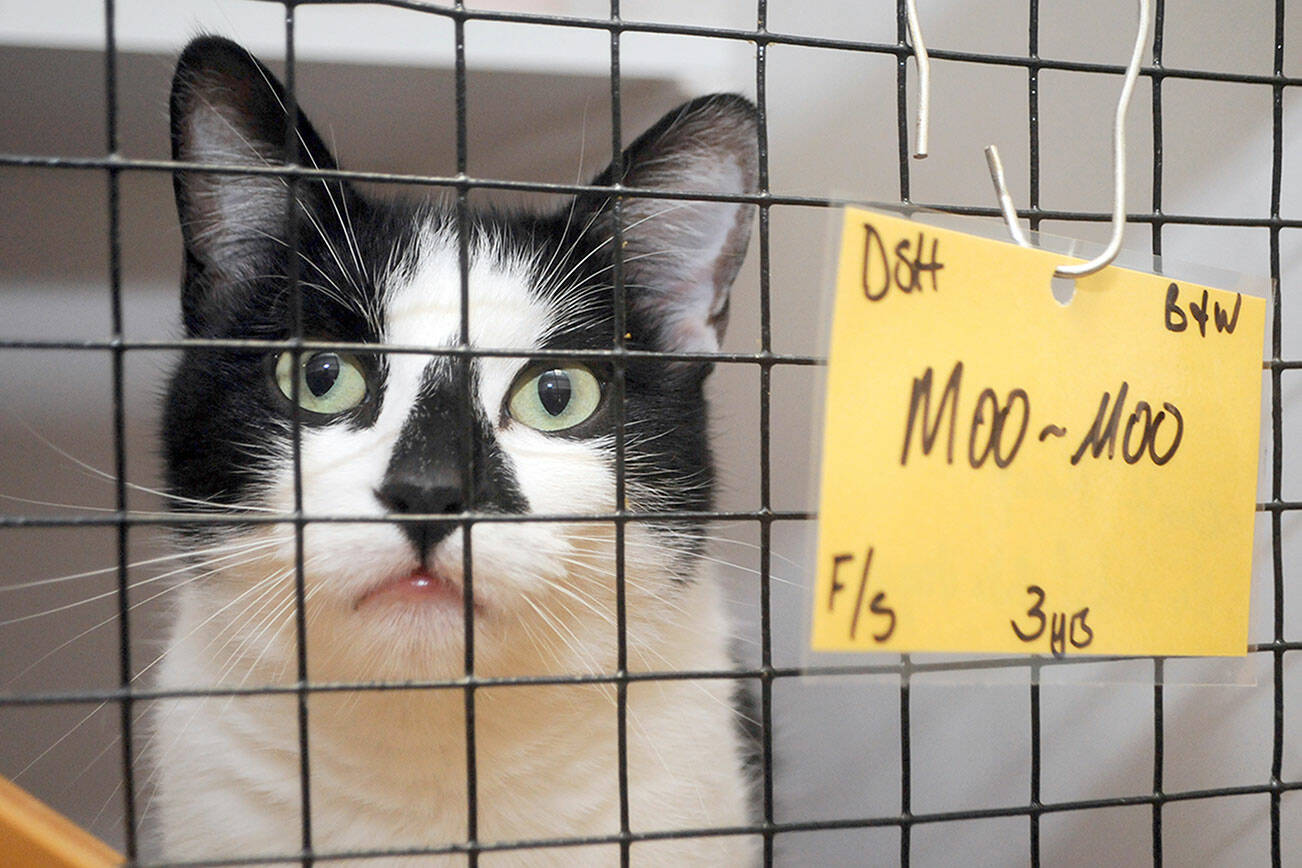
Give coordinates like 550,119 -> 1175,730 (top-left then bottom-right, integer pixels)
170,36 -> 341,333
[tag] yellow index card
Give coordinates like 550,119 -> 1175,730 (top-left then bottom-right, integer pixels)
812,207 -> 1266,657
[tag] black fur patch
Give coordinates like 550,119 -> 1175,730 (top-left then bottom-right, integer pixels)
377,361 -> 528,560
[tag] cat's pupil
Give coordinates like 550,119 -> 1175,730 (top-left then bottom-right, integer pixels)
304,353 -> 341,397
536,370 -> 572,416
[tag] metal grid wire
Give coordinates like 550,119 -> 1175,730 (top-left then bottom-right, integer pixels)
0,0 -> 1297,865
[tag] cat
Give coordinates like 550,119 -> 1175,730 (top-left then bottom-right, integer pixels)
151,35 -> 761,865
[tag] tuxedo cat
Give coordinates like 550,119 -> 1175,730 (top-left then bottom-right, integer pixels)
153,35 -> 759,865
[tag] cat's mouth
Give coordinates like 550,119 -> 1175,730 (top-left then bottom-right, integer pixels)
353,567 -> 470,611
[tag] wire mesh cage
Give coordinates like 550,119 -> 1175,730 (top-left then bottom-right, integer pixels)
0,0 -> 1299,865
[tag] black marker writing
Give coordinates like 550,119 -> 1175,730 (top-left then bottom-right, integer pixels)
968,387 -> 1030,469
901,363 -> 963,465
862,222 -> 944,301
1071,382 -> 1183,466
1010,585 -> 1093,658
827,548 -> 896,643
1165,282 -> 1243,337
900,366 -> 1183,469
901,362 -> 1029,468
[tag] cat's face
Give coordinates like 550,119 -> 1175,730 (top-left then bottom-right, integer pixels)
162,38 -> 757,681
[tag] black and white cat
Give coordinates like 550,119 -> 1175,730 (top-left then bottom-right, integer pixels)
152,36 -> 759,864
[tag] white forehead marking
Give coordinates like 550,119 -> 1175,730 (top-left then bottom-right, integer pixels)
375,223 -> 554,435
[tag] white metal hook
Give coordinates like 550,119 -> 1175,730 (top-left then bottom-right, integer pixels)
985,0 -> 1152,278
904,0 -> 930,159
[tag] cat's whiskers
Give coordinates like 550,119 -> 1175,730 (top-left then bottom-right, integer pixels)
0,493 -> 173,519
544,549 -> 699,627
516,592 -> 606,679
528,569 -> 618,630
49,551 -> 285,833
135,565 -> 300,825
517,557 -> 760,733
0,535 -> 280,595
542,198 -> 692,293
10,541 -> 294,807
695,532 -> 806,573
314,133 -> 368,290
134,555 -> 297,685
248,62 -> 373,324
554,530 -> 794,648
574,521 -> 804,591
530,99 -> 591,295
0,539 -> 288,628
9,414 -> 280,515
211,571 -> 319,691
297,205 -> 362,298
8,552 -> 282,783
204,570 -> 295,671
4,543 -> 288,686
179,85 -> 375,330
11,702 -> 112,783
534,193 -> 608,299
136,570 -> 314,819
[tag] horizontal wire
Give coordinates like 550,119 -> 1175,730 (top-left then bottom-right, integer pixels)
10,149 -> 1302,235
0,338 -> 1294,378
240,0 -> 1302,90
102,777 -> 1302,868
7,150 -> 1302,236
6,151 -> 1302,230
4,643 -> 1298,708
6,501 -> 1302,530
0,510 -> 816,529
0,337 -> 821,367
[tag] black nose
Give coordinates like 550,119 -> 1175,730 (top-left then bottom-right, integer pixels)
375,475 -> 463,561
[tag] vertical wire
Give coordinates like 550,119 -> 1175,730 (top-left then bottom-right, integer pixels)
282,5 -> 315,864
104,0 -> 138,856
899,654 -> 912,866
1027,0 -> 1041,235
607,3 -> 631,864
1149,4 -> 1166,865
451,5 -> 480,863
895,3 -> 913,863
1026,5 -> 1042,865
1269,1 -> 1286,863
754,2 -> 776,864
895,0 -> 913,204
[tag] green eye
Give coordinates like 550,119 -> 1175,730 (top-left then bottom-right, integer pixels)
275,351 -> 368,416
507,363 -> 603,432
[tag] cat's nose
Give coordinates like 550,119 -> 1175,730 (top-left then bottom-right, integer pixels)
375,476 -> 464,561
375,476 -> 463,516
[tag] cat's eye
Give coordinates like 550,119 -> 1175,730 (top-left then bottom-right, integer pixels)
274,351 -> 368,416
507,363 -> 603,432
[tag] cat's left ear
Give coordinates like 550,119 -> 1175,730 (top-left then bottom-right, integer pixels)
580,94 -> 758,355
169,36 -> 347,334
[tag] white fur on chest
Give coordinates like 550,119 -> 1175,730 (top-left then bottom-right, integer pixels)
152,576 -> 756,866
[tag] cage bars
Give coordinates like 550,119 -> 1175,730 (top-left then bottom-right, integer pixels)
0,0 -> 1294,864
102,0 -> 140,859
1148,3 -> 1167,865
605,2 -> 634,864
448,4 -> 482,864
1270,2 -> 1288,865
277,7 -> 318,865
895,3 -> 915,864
754,2 -> 779,864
